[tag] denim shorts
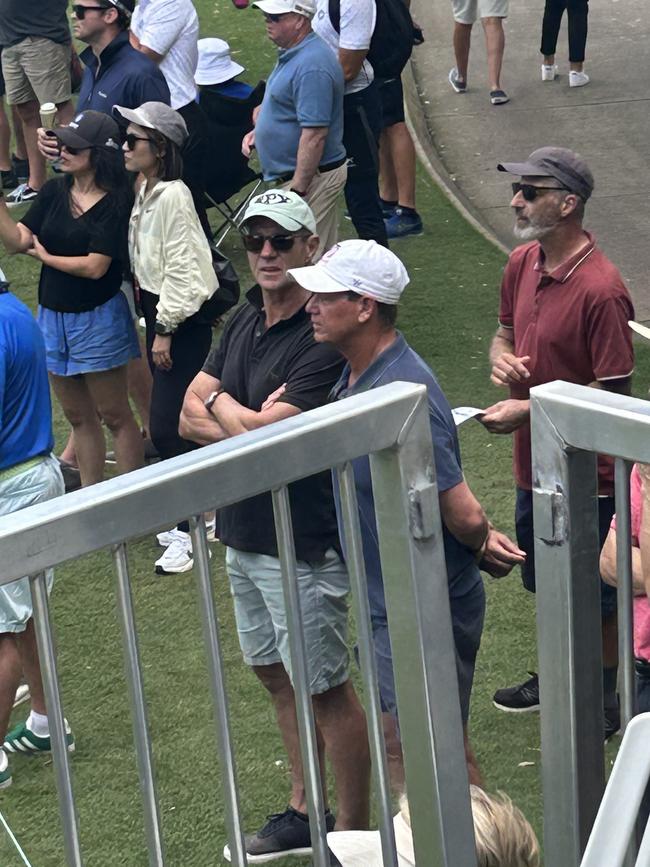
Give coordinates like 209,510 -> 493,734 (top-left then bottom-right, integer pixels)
226,546 -> 350,695
367,571 -> 486,725
0,455 -> 64,634
38,292 -> 140,376
515,486 -> 617,616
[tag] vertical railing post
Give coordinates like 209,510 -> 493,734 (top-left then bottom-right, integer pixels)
370,391 -> 478,867
336,463 -> 398,867
112,544 -> 165,866
188,516 -> 247,867
29,571 -> 83,867
272,487 -> 330,867
531,392 -> 606,866
614,459 -> 635,729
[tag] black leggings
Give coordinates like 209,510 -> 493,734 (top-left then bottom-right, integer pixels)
540,0 -> 589,63
140,290 -> 212,462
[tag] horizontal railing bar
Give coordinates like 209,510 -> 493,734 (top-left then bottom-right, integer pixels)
531,382 -> 650,465
0,383 -> 427,586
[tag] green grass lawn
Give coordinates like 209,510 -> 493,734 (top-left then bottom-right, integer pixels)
1,3 -> 649,864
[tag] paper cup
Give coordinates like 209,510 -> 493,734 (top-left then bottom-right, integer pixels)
39,103 -> 58,130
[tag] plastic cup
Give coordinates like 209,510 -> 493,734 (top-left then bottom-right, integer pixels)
39,103 -> 58,130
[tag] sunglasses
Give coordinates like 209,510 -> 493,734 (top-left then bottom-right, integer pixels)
263,12 -> 289,22
241,233 -> 305,253
512,182 -> 569,202
71,4 -> 109,19
61,144 -> 90,155
125,133 -> 152,151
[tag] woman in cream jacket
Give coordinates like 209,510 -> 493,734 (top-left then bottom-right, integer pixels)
115,101 -> 217,573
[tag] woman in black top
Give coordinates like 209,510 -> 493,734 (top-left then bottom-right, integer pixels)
0,110 -> 143,486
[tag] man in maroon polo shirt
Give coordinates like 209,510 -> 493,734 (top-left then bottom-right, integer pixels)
481,147 -> 634,738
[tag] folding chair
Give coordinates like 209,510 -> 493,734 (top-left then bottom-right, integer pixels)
581,712 -> 650,866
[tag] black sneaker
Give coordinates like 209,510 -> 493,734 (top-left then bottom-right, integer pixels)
493,671 -> 540,713
604,697 -> 620,742
223,805 -> 335,863
11,153 -> 29,183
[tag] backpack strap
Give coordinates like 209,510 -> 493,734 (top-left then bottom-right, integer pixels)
328,0 -> 340,34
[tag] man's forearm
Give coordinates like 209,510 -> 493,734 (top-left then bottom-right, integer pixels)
291,128 -> 327,192
179,396 -> 229,446
211,392 -> 275,436
489,333 -> 514,367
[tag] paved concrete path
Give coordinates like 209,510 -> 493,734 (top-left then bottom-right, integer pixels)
407,0 -> 650,318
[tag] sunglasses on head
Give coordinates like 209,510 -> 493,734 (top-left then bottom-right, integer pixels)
263,11 -> 289,22
241,232 -> 305,253
125,133 -> 152,151
72,4 -> 110,19
512,181 -> 570,202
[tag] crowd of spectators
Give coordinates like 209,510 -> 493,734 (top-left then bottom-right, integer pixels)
0,0 -> 633,863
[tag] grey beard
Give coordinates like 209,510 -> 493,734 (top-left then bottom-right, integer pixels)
513,221 -> 555,241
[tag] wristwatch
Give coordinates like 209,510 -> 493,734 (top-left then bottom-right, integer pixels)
204,389 -> 224,412
154,321 -> 173,335
290,187 -> 307,198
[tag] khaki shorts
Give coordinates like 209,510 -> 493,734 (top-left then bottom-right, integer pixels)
280,162 -> 347,263
451,0 -> 508,23
1,37 -> 71,106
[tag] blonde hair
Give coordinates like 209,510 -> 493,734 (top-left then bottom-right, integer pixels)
398,788 -> 539,867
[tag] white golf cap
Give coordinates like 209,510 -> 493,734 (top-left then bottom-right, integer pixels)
629,320 -> 650,342
288,240 -> 410,304
195,38 -> 245,86
326,814 -> 415,866
252,0 -> 316,18
240,189 -> 317,234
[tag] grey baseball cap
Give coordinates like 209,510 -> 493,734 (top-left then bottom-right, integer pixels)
113,102 -> 188,148
497,146 -> 594,201
240,189 -> 317,234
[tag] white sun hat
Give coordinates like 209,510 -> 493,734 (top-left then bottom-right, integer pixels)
288,239 -> 410,305
195,38 -> 245,86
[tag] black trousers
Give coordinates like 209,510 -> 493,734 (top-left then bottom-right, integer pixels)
140,290 -> 212,463
343,82 -> 388,248
177,100 -> 212,237
540,0 -> 589,63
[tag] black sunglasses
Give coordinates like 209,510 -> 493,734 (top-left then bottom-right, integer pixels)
125,133 -> 152,151
512,181 -> 569,202
263,12 -> 289,22
61,144 -> 90,155
241,233 -> 305,253
72,4 -> 110,19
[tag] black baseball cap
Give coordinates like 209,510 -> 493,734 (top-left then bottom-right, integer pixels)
54,111 -> 121,151
497,146 -> 594,201
104,0 -> 134,16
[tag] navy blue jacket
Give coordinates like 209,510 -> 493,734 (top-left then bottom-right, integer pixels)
78,32 -> 170,114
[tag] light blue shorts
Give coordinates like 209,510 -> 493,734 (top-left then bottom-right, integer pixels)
226,546 -> 350,695
37,291 -> 140,376
0,455 -> 64,634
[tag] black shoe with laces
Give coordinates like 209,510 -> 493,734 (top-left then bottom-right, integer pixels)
223,805 -> 336,863
493,671 -> 540,713
604,696 -> 620,742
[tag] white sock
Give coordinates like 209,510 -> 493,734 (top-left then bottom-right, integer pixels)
27,710 -> 49,738
0,749 -> 7,772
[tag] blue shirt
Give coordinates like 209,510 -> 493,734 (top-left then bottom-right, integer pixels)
255,32 -> 345,180
332,333 -> 481,620
0,292 -> 54,470
199,80 -> 254,101
77,32 -> 170,115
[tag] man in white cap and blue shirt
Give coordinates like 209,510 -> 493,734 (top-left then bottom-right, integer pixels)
179,191 -> 371,862
289,239 -> 526,789
244,0 -> 347,261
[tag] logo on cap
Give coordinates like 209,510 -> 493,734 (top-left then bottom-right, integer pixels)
255,192 -> 291,205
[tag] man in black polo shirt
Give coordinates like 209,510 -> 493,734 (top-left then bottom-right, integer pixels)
179,190 -> 371,863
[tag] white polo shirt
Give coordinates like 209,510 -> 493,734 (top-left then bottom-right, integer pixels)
131,0 -> 199,109
313,0 -> 376,95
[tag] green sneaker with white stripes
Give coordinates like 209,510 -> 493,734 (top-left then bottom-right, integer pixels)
0,752 -> 11,789
3,720 -> 75,755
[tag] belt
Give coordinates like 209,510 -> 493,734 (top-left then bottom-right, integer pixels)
275,157 -> 347,185
0,455 -> 48,483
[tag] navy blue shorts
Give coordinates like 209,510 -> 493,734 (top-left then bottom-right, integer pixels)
366,571 -> 486,725
377,76 -> 405,129
515,486 -> 617,617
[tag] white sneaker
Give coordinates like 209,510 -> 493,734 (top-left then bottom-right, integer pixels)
541,64 -> 557,81
156,527 -> 188,548
569,70 -> 590,87
155,534 -> 194,574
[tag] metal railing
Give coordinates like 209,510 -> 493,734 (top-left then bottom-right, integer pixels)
0,382 -> 478,867
531,381 -> 650,867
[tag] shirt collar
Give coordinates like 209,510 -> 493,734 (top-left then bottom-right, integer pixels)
332,332 -> 407,399
245,285 -> 310,330
277,31 -> 317,64
80,31 -> 129,72
533,231 -> 597,283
